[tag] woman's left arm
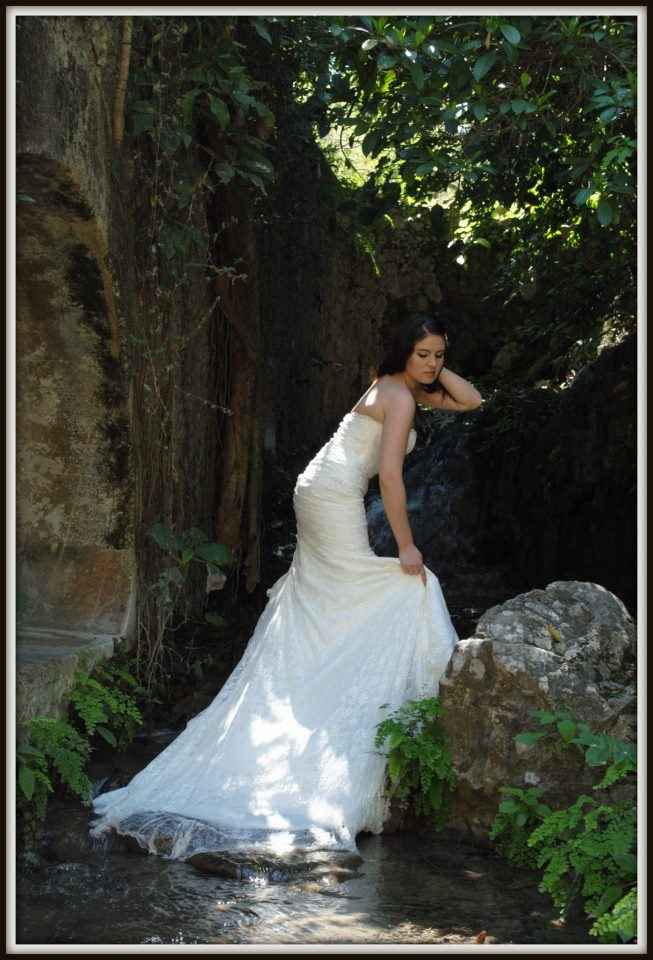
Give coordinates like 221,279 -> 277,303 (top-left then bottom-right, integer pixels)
416,367 -> 483,412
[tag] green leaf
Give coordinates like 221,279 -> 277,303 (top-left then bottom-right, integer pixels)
520,72 -> 531,88
472,102 -> 488,121
531,710 -> 557,725
181,547 -> 194,565
148,522 -> 178,553
243,155 -> 275,176
472,50 -> 497,82
242,171 -> 267,194
19,764 -> 35,800
428,778 -> 443,809
613,852 -> 637,873
215,163 -> 235,184
557,719 -> 577,742
377,52 -> 397,71
574,187 -> 592,206
500,24 -> 521,45
510,99 -> 529,115
252,18 -> 272,43
96,726 -> 118,747
388,752 -> 406,782
361,37 -> 378,51
515,812 -> 528,827
388,729 -> 406,749
408,61 -> 425,91
515,731 -> 547,746
195,542 -> 231,567
597,198 -> 614,225
591,884 -> 627,918
600,106 -> 619,123
17,193 -> 37,204
361,130 -> 380,157
472,238 -> 491,248
209,95 -> 230,130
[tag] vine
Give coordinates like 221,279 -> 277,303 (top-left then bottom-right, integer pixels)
123,16 -> 278,682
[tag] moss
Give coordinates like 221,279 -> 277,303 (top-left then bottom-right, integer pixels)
46,189 -> 94,221
65,242 -> 132,548
66,243 -> 110,339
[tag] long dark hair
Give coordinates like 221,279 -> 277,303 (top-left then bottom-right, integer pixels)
374,310 -> 450,394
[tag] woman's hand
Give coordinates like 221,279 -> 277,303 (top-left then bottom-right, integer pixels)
415,367 -> 483,412
399,544 -> 427,585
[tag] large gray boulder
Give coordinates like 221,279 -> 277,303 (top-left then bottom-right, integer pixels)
438,580 -> 636,839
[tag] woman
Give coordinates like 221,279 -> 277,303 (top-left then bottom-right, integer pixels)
355,311 -> 483,587
90,311 -> 482,863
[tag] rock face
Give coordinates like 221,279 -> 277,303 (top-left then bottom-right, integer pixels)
464,334 -> 637,613
438,580 -> 636,839
16,18 -> 135,640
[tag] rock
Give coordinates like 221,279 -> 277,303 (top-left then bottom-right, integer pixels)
491,341 -> 522,376
188,847 -> 363,883
438,580 -> 636,839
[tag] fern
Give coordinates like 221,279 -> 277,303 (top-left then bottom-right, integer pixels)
69,669 -> 143,749
489,709 -> 637,943
374,697 -> 456,827
488,786 -> 552,868
589,887 -> 637,943
21,717 -> 93,804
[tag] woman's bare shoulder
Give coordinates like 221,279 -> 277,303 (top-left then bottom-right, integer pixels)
376,377 -> 416,422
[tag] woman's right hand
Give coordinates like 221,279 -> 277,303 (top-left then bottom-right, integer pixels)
399,544 -> 426,585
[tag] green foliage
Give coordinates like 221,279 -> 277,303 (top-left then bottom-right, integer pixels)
127,16 -> 277,280
527,794 -> 636,928
147,521 -> 231,630
373,697 -> 456,828
69,668 -> 143,751
282,14 -> 636,380
17,718 -> 93,817
489,708 -> 637,943
489,786 -> 553,867
287,14 -> 635,221
16,654 -> 148,836
514,708 -> 637,789
589,887 -> 637,944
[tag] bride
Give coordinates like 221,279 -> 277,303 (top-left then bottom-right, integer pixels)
90,311 -> 483,862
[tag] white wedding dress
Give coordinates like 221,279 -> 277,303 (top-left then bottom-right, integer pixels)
89,410 -> 459,860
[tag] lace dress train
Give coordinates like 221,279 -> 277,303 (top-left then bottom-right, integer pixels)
89,411 -> 459,860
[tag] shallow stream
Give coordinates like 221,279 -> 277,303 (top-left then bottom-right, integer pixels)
16,598 -> 593,947
16,787 -> 593,947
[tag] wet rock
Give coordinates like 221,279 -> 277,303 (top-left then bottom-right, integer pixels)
188,847 -> 363,883
438,580 -> 636,838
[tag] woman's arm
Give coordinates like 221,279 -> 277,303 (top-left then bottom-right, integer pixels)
416,367 -> 483,412
378,390 -> 416,550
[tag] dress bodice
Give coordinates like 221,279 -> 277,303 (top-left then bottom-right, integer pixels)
295,410 -> 417,497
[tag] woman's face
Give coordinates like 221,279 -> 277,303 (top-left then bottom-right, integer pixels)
404,333 -> 446,384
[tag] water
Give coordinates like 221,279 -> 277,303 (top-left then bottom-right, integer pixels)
15,597 -> 596,947
16,736 -> 594,946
